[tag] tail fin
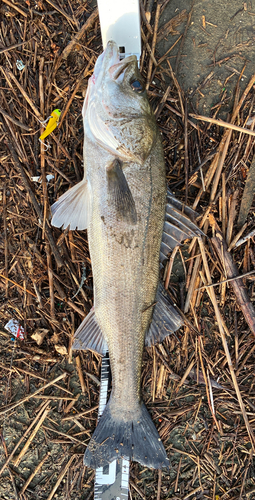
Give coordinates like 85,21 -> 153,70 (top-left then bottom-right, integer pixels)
84,401 -> 169,469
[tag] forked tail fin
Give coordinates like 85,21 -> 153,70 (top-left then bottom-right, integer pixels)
84,400 -> 169,469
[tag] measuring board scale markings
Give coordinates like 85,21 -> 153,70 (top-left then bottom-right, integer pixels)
95,458 -> 129,500
94,355 -> 130,500
98,357 -> 110,419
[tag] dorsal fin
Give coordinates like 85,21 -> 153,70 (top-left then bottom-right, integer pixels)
160,190 -> 203,261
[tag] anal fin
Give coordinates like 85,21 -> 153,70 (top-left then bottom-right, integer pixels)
145,283 -> 183,346
72,308 -> 108,355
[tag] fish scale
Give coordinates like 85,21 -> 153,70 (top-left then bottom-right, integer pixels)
51,40 -> 202,471
87,137 -> 165,415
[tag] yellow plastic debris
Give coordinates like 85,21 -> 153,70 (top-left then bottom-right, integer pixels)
39,109 -> 61,141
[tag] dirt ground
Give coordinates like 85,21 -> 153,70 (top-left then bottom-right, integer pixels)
1,0 -> 255,499
160,0 -> 255,118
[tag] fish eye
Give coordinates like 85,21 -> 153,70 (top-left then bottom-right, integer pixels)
130,79 -> 144,93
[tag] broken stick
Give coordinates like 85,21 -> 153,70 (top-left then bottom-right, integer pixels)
212,228 -> 255,337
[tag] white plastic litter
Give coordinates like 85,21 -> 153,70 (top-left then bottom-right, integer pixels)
16,60 -> 25,71
5,319 -> 25,340
31,174 -> 54,183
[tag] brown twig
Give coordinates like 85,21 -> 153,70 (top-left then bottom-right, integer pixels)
198,235 -> 255,451
146,2 -> 161,90
175,2 -> 194,74
212,228 -> 255,337
45,455 -> 76,500
0,373 -> 67,416
61,8 -> 99,60
5,138 -> 64,267
190,113 -> 255,138
76,355 -> 86,394
0,401 -> 50,476
20,452 -> 49,495
14,406 -> 50,466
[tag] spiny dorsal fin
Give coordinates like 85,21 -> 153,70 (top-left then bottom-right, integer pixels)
160,190 -> 203,261
167,189 -> 199,221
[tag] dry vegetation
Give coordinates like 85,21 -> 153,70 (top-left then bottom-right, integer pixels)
1,1 -> 255,499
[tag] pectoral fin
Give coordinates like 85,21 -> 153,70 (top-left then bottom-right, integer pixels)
72,308 -> 108,355
51,178 -> 91,231
107,159 -> 137,224
145,283 -> 183,346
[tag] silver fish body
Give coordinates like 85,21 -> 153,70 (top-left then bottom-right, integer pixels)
51,41 -> 200,469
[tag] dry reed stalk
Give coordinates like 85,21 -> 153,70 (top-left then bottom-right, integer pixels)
0,363 -> 73,396
46,243 -> 56,321
43,425 -> 87,445
2,0 -> 27,16
212,229 -> 255,336
45,455 -> 76,500
146,2 -> 161,90
167,61 -> 184,117
174,3 -> 194,73
175,357 -> 195,393
76,355 -> 86,394
63,394 -> 79,414
197,236 -> 255,451
0,373 -> 66,416
62,405 -> 99,421
210,69 -> 255,202
190,113 -> 255,138
184,254 -> 201,313
14,407 -> 50,466
45,0 -> 77,25
0,401 -> 50,476
198,339 -> 220,431
156,469 -> 162,500
228,223 -> 248,252
164,245 -> 179,289
20,452 -> 49,494
61,8 -> 99,59
59,56 -> 95,129
226,190 -> 239,247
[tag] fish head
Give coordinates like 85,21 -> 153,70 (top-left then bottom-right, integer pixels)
83,41 -> 157,162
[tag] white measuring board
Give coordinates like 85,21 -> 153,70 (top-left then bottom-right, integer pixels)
94,355 -> 130,500
97,0 -> 141,61
94,1 -> 141,496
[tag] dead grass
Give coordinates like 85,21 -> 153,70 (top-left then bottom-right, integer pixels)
1,1 -> 255,499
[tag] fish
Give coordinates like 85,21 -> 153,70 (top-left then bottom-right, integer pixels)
51,40 -> 201,470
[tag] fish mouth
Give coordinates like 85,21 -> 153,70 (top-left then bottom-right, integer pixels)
109,55 -> 137,81
94,41 -> 137,83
